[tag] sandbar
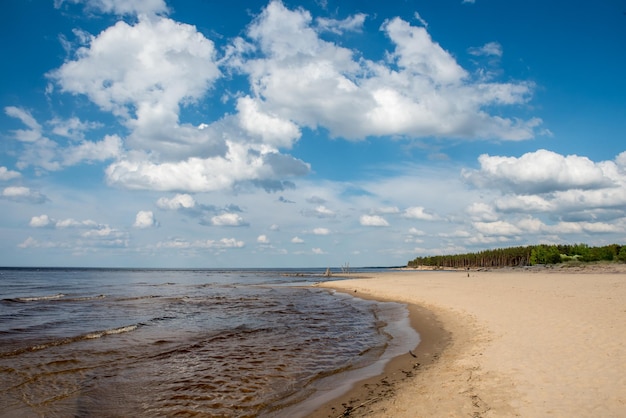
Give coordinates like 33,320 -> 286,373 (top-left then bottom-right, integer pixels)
310,265 -> 626,417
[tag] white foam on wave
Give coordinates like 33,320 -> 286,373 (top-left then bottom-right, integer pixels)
85,325 -> 139,339
17,293 -> 65,302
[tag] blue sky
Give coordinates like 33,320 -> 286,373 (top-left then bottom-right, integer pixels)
1,0 -> 625,268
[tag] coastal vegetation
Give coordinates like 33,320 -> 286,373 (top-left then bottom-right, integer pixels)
407,243 -> 626,269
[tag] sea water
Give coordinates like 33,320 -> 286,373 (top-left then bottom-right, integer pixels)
0,268 -> 418,417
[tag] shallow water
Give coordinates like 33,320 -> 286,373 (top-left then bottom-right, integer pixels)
0,268 -> 416,417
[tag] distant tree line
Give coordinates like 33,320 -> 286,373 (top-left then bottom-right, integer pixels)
407,243 -> 626,269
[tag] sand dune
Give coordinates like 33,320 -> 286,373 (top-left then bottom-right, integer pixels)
318,266 -> 626,417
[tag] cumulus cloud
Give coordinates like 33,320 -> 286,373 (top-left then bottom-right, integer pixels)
312,227 -> 330,235
105,144 -> 309,192
56,218 -> 99,228
9,0 -> 551,190
463,149 -> 616,194
473,220 -> 522,236
237,96 -> 301,148
133,210 -> 157,229
257,234 -> 270,244
30,214 -> 53,228
291,236 -> 304,243
236,1 -> 540,142
0,167 -> 20,181
211,213 -> 247,227
403,206 -> 438,221
360,214 -> 390,227
157,194 -> 196,210
460,150 -> 626,241
62,135 -> 123,166
48,15 -> 230,167
16,1 -> 541,195
302,205 -> 335,218
1,186 -> 47,204
472,216 -> 624,239
466,202 -> 498,221
30,214 -> 105,229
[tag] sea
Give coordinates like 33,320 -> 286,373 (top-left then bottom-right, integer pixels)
0,268 -> 419,417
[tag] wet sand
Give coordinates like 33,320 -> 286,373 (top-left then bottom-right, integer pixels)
311,265 -> 626,417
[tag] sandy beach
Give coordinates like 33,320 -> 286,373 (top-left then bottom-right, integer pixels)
311,265 -> 626,417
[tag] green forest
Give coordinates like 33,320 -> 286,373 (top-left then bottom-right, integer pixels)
407,243 -> 626,269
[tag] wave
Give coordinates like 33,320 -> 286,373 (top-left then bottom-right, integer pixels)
3,294 -> 107,304
5,293 -> 66,303
63,294 -> 107,302
0,324 -> 141,358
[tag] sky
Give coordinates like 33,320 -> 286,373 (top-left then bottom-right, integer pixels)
1,0 -> 625,268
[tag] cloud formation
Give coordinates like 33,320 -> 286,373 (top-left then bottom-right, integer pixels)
133,210 -> 157,228
31,0 -> 544,196
463,149 -> 617,194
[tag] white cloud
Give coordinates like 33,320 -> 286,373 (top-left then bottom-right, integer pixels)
17,1 -> 541,195
316,13 -> 367,34
237,96 -> 301,148
133,210 -> 157,229
312,227 -> 330,235
291,236 -> 304,243
5,107 -> 122,170
157,237 -> 244,249
105,143 -> 309,192
56,218 -> 99,228
30,215 -> 52,228
30,215 -> 103,229
0,167 -> 20,181
466,202 -> 498,221
62,135 -> 123,166
312,247 -> 326,254
237,1 -> 540,142
17,237 -> 72,249
211,213 -> 246,227
50,16 -> 221,158
468,42 -> 503,57
403,206 -> 438,221
157,194 -> 196,210
4,106 -> 42,142
463,149 -> 615,194
494,195 -> 555,213
360,214 -> 390,227
257,234 -> 270,244
473,220 -> 522,237
1,186 -> 47,203
49,116 -> 101,140
313,205 -> 335,217
81,225 -> 127,241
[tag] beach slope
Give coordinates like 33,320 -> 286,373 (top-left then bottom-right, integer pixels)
318,266 -> 626,417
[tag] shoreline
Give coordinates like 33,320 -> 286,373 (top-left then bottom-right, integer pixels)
304,290 -> 451,418
310,265 -> 626,417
